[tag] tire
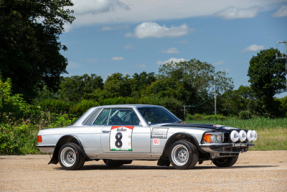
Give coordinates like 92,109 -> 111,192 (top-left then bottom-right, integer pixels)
212,155 -> 238,167
103,159 -> 124,167
58,142 -> 85,170
169,140 -> 199,169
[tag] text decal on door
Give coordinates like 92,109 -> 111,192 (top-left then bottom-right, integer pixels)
110,126 -> 134,151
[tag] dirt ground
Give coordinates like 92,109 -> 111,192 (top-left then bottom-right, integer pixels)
0,151 -> 286,192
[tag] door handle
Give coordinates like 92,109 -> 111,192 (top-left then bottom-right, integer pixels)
102,130 -> 110,133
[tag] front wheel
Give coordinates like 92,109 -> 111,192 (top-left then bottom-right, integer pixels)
58,143 -> 85,170
169,140 -> 199,169
212,155 -> 238,167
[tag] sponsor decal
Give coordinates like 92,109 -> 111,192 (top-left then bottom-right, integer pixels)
151,128 -> 168,139
110,126 -> 133,151
153,139 -> 160,145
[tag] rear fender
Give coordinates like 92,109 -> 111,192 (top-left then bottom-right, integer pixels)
48,135 -> 89,164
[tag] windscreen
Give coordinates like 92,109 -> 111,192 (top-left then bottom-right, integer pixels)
137,107 -> 179,125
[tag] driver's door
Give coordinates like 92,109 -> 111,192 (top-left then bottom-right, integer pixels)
94,108 -> 151,159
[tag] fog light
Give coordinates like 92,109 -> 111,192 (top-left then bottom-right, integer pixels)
230,130 -> 239,142
239,130 -> 247,142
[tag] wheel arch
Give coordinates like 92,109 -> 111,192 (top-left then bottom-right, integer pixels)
162,132 -> 206,158
48,135 -> 89,164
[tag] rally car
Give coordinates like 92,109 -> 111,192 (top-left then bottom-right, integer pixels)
36,104 -> 257,170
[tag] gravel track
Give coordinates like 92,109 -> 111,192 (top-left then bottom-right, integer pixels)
0,151 -> 286,191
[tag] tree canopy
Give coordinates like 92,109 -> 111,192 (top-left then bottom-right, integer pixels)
0,0 -> 75,101
247,48 -> 286,114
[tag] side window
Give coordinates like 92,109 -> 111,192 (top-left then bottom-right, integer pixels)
93,108 -> 110,125
108,108 -> 140,125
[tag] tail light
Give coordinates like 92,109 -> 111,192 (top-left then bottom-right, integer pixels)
37,135 -> 42,143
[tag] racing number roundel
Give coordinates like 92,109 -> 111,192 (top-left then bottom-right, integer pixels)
110,126 -> 133,151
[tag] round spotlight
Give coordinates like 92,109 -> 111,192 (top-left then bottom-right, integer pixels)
247,130 -> 254,142
230,130 -> 239,142
239,130 -> 247,142
252,130 -> 257,141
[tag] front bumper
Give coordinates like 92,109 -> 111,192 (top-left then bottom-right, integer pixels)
199,143 -> 254,154
35,145 -> 55,153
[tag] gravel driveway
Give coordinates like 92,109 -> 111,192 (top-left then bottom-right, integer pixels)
1,151 -> 286,191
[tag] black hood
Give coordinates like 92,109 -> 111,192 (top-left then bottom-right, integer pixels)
161,123 -> 238,131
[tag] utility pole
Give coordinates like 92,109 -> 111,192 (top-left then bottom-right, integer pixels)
214,83 -> 217,115
276,41 -> 287,91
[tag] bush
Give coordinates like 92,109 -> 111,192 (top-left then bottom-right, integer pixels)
37,99 -> 74,113
185,113 -> 229,121
70,100 -> 100,116
239,111 -> 251,119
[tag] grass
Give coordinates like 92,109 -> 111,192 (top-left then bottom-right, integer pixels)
185,118 -> 287,150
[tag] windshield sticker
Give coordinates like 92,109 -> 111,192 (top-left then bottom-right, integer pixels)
151,128 -> 168,139
153,139 -> 160,145
110,126 -> 134,151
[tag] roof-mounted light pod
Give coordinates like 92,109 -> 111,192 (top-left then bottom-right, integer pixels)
230,130 -> 239,142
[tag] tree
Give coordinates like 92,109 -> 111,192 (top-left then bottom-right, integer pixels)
102,73 -> 131,98
60,74 -> 104,102
156,59 -> 233,107
0,0 -> 75,102
247,48 -> 286,115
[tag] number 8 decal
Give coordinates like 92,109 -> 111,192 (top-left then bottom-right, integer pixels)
115,132 -> 123,148
110,126 -> 134,151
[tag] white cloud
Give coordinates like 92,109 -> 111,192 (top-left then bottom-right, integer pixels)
161,48 -> 179,54
67,62 -> 81,69
64,0 -> 285,31
213,61 -> 224,65
112,56 -> 124,61
273,5 -> 287,17
124,44 -> 135,49
126,22 -> 189,39
86,58 -> 98,63
242,44 -> 265,52
101,26 -> 114,31
157,58 -> 186,65
135,64 -> 146,68
215,6 -> 260,19
73,0 -> 130,15
225,69 -> 230,72
174,39 -> 188,44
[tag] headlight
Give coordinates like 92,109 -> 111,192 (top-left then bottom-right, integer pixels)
230,130 -> 239,142
239,130 -> 247,142
203,132 -> 223,143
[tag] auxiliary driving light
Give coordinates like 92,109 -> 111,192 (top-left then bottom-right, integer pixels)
252,130 -> 257,141
230,130 -> 239,142
247,130 -> 254,142
239,130 -> 247,142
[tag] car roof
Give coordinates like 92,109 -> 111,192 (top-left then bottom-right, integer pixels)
94,104 -> 162,108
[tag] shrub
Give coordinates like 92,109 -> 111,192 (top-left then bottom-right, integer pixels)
239,111 -> 251,119
70,100 -> 100,116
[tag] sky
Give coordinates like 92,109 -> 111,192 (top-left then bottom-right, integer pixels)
59,0 -> 287,98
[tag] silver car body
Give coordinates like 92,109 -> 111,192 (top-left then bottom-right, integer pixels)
36,104 -> 254,163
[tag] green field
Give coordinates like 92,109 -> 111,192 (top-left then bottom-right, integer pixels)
186,118 -> 287,150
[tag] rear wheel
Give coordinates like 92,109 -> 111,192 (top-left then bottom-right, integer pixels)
103,159 -> 124,167
58,143 -> 85,170
169,140 -> 199,169
212,155 -> 238,167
